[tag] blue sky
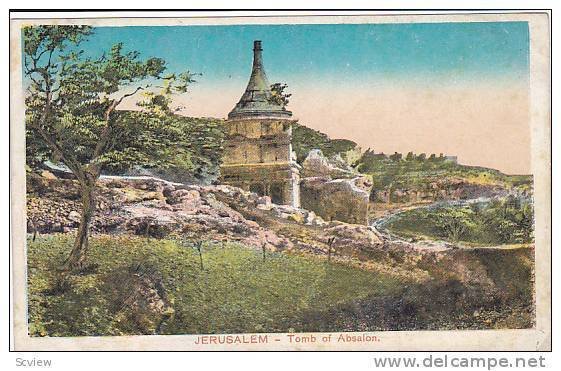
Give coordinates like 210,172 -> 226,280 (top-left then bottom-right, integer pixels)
81,22 -> 529,87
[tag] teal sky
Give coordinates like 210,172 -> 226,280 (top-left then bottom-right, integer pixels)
80,22 -> 529,86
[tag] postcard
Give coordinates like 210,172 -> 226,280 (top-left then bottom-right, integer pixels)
9,11 -> 551,351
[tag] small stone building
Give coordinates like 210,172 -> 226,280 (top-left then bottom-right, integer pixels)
220,40 -> 301,207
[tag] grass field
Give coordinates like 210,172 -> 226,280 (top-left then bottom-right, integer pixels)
27,234 -> 406,336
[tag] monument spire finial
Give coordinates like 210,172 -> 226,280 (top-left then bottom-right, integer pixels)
252,40 -> 264,74
228,40 -> 292,120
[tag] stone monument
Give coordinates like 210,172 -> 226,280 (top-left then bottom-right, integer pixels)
220,40 -> 300,207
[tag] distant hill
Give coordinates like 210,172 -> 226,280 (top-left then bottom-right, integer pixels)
355,148 -> 532,194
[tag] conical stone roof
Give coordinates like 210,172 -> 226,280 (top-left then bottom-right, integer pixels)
228,40 -> 292,120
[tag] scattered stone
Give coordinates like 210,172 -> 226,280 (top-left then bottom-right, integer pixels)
256,195 -> 273,210
67,211 -> 81,223
326,223 -> 383,248
40,170 -> 57,180
27,174 -> 378,255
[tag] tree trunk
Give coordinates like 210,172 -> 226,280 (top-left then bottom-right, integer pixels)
198,248 -> 204,270
64,180 -> 96,271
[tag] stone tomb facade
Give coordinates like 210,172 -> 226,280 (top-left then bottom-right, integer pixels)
220,41 -> 301,207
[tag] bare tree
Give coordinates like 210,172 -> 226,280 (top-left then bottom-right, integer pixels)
194,240 -> 204,270
327,236 -> 336,262
262,242 -> 267,262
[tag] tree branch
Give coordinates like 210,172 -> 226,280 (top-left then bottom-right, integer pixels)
115,85 -> 145,106
29,102 -> 84,180
91,85 -> 145,161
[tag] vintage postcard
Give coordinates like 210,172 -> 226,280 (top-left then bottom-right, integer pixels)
9,11 -> 551,351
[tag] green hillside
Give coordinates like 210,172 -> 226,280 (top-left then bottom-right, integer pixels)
27,234 -> 403,336
355,149 -> 532,192
27,233 -> 534,336
386,197 -> 534,246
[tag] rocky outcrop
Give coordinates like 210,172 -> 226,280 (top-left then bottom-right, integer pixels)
118,184 -> 295,251
27,173 -> 335,252
301,149 -> 355,179
27,170 -> 403,265
324,223 -> 383,255
300,149 -> 373,225
370,178 -> 509,204
300,176 -> 372,225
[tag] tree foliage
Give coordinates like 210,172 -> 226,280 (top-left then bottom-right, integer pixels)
25,36 -> 195,174
23,25 -> 198,269
433,208 -> 477,242
387,196 -> 534,245
292,123 -> 357,163
269,82 -> 291,108
115,114 -> 224,184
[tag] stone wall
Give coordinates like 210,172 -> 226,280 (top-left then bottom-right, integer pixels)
370,179 -> 509,204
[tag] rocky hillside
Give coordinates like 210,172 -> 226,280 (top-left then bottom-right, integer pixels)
26,169 -> 535,334
27,172 -> 392,264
